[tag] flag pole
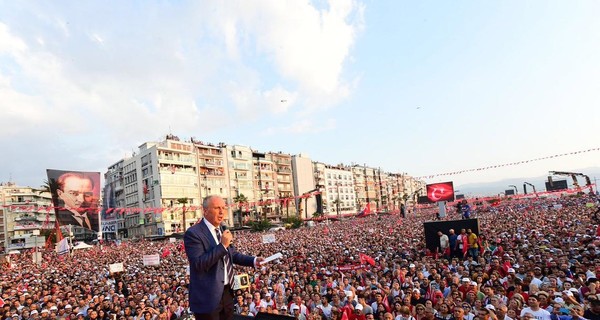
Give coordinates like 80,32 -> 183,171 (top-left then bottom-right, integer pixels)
69,225 -> 73,256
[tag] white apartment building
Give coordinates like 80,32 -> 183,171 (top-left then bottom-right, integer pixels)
0,183 -> 50,251
322,165 -> 356,217
225,145 -> 255,226
103,135 -> 425,238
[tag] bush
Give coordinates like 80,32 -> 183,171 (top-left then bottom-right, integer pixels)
248,219 -> 272,232
283,216 -> 303,229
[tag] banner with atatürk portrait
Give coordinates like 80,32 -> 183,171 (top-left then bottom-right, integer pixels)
46,169 -> 101,232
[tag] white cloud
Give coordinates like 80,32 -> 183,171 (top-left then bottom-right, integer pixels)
229,0 -> 364,109
0,1 -> 363,186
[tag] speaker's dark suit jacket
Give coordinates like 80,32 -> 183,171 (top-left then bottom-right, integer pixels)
184,219 -> 255,314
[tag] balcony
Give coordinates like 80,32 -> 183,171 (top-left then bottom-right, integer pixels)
199,159 -> 224,167
157,155 -> 195,164
254,164 -> 274,172
197,149 -> 223,157
15,214 -> 38,222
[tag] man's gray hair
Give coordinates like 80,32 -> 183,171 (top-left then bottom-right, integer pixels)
202,195 -> 219,210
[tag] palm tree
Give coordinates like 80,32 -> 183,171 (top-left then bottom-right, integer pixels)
332,198 -> 342,218
233,193 -> 248,226
38,178 -> 60,205
285,197 -> 292,218
177,197 -> 189,232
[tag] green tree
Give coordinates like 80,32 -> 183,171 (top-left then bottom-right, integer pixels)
248,219 -> 272,232
283,216 -> 303,229
177,197 -> 189,232
233,193 -> 249,226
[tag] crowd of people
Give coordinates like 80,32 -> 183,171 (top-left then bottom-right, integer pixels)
2,193 -> 600,320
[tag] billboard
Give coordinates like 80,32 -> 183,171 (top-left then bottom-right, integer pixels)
546,180 -> 568,192
426,181 -> 455,202
505,189 -> 515,196
47,169 -> 101,232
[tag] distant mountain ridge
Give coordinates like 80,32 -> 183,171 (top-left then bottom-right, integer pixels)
456,167 -> 600,197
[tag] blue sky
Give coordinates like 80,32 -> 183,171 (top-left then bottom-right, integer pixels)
1,0 -> 599,190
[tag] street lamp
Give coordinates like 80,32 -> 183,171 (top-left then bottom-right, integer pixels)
508,185 -> 518,194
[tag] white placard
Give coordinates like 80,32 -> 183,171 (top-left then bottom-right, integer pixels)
233,274 -> 250,290
259,252 -> 283,265
169,237 -> 176,243
262,234 -> 276,244
143,254 -> 160,266
109,263 -> 124,273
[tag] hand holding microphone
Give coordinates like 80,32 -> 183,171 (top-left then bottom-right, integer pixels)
220,223 -> 233,248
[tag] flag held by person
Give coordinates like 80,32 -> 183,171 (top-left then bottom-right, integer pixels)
359,253 -> 375,266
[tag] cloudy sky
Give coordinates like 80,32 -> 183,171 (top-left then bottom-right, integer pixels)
1,0 -> 599,190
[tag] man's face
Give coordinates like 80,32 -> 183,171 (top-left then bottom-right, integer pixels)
527,297 -> 539,308
58,176 -> 93,209
453,308 -> 464,319
203,196 -> 227,226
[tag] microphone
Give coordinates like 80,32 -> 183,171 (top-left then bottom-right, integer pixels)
220,223 -> 231,248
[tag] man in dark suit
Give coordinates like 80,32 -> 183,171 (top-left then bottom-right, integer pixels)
184,195 -> 264,320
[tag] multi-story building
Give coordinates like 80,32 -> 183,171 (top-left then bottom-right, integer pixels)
104,136 -> 203,239
266,152 -> 296,219
364,166 -> 378,211
386,173 -> 406,212
103,135 -> 427,238
291,154 -> 317,220
0,182 -> 7,251
194,140 -> 228,201
351,165 -> 367,212
0,183 -> 51,251
322,165 -> 356,217
103,160 -> 125,238
251,151 -> 277,220
225,145 -> 254,227
312,162 -> 327,215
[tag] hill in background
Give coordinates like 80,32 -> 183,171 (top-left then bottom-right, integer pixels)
456,167 -> 600,197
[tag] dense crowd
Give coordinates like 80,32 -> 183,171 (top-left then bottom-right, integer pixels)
2,193 -> 600,320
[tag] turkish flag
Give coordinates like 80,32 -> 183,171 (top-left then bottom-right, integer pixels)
359,253 -> 376,266
161,247 -> 171,258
